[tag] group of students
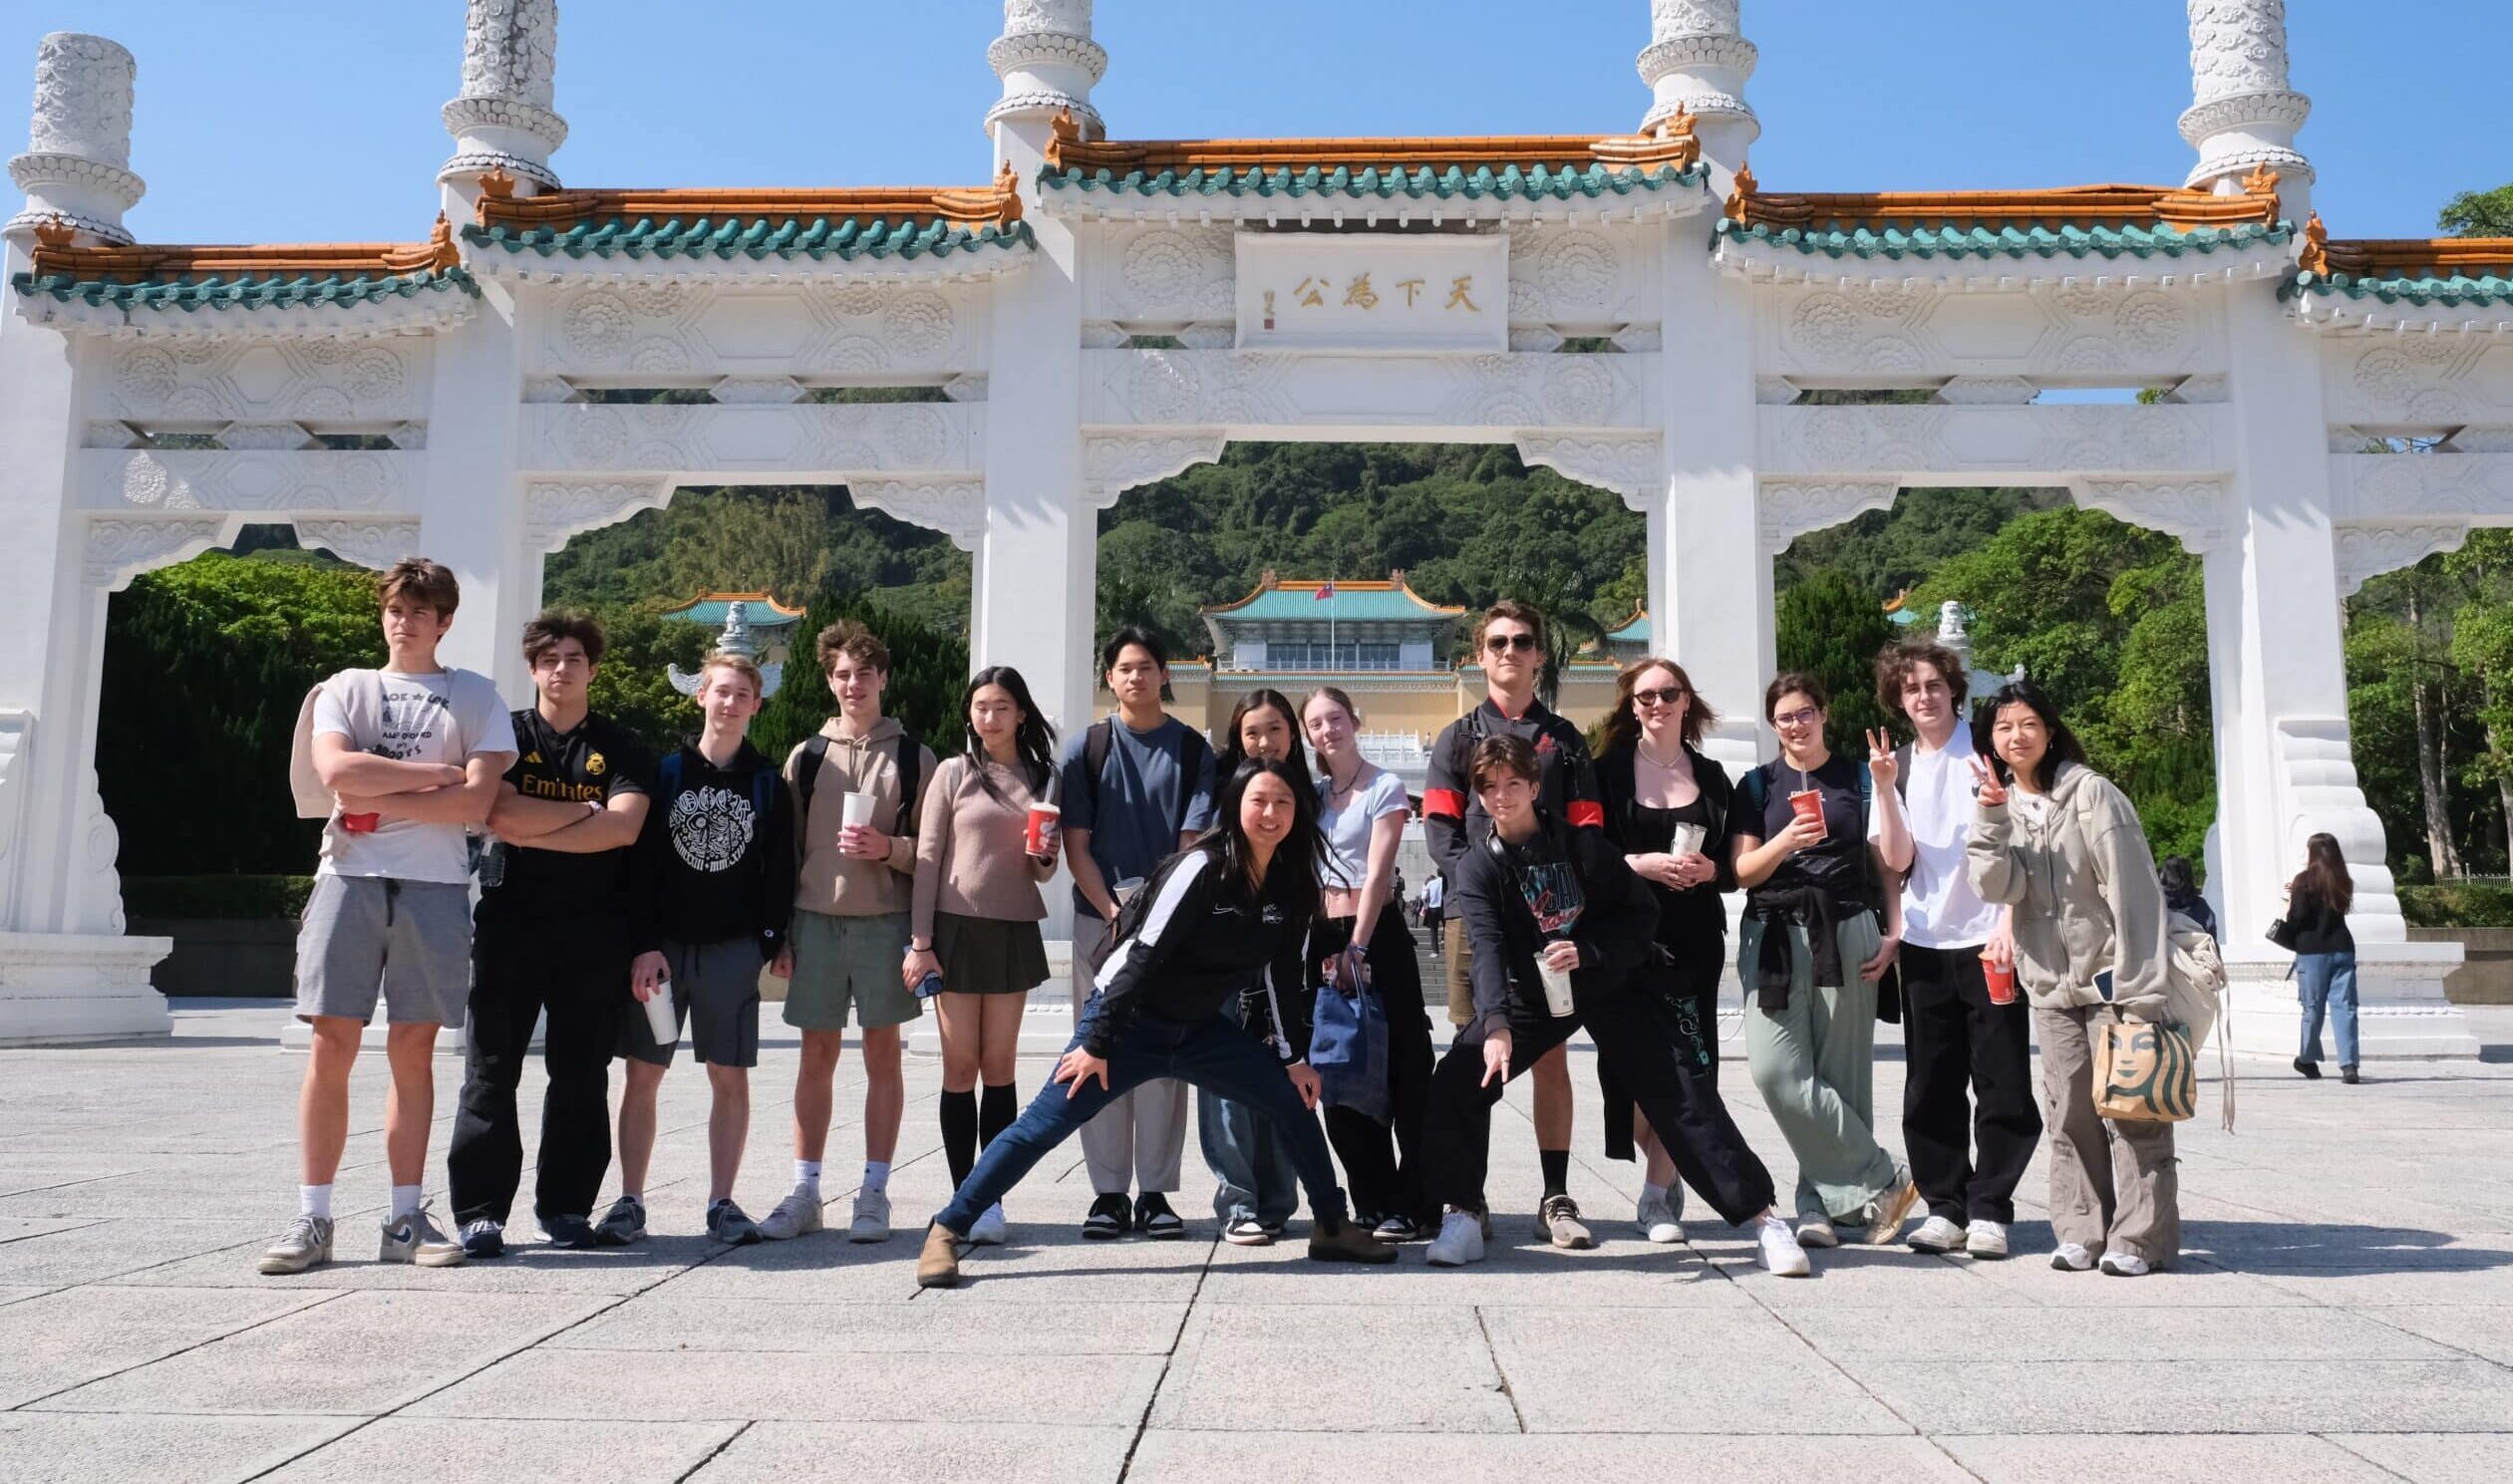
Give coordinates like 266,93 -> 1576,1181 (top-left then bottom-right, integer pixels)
256,561 -> 2200,1290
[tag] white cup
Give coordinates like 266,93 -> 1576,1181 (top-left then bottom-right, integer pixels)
1536,956 -> 1576,1018
840,790 -> 878,830
1670,821 -> 1708,858
641,976 -> 678,1048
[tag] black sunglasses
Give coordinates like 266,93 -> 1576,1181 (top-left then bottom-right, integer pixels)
1484,633 -> 1539,653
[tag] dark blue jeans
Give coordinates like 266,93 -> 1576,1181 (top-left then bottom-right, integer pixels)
1196,991 -> 1299,1227
936,1000 -> 1350,1236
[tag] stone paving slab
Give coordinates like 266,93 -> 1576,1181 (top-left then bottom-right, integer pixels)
0,1001 -> 2509,1479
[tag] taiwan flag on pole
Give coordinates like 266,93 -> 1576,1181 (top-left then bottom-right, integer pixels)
1315,580 -> 1336,601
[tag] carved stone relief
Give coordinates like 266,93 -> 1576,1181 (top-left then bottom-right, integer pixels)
524,480 -> 672,553
1757,480 -> 1901,556
537,280 -> 983,377
295,518 -> 425,571
850,478 -> 986,552
1516,434 -> 1664,512
84,516 -> 229,590
2074,478 -> 2228,553
1085,350 -> 1650,432
94,339 -> 428,424
520,404 -> 982,475
2333,520 -> 2470,597
90,450 -> 407,514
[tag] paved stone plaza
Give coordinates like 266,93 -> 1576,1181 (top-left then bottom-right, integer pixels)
2,1002 -> 2510,1482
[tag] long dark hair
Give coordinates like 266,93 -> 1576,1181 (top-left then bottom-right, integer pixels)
1216,688 -> 1314,797
1598,656 -> 1714,759
2158,855 -> 2204,909
960,665 -> 1058,804
1186,756 -> 1323,920
2291,832 -> 2355,916
1970,679 -> 2086,792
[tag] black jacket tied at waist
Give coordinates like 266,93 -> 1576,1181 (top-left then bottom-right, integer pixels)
1744,885 -> 1860,1011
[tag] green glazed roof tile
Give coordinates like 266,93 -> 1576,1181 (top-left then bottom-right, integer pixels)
10,264 -> 476,312
2282,269 -> 2513,307
1713,216 -> 2292,261
463,215 -> 1036,262
1041,160 -> 1704,202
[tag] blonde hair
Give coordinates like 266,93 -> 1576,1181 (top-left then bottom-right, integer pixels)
696,652 -> 764,698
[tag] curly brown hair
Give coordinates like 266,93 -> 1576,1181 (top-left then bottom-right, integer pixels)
815,619 -> 890,677
1874,641 -> 1968,720
376,557 -> 459,619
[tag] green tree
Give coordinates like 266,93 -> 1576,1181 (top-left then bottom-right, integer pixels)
1774,566 -> 1896,749
2438,182 -> 2513,237
99,550 -> 384,876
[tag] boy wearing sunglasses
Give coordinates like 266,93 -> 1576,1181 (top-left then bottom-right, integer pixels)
1422,599 -> 1605,1249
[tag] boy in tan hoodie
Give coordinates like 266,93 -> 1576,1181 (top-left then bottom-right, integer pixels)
759,622 -> 938,1244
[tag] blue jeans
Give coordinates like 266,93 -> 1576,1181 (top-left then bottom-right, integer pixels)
2297,951 -> 2358,1066
936,1000 -> 1349,1236
1196,995 -> 1299,1227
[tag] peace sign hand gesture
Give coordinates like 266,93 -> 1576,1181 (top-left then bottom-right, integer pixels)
1967,754 -> 2009,808
1866,729 -> 1899,792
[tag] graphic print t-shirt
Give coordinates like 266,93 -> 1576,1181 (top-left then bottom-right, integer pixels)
1504,832 -> 1586,942
311,668 -> 515,884
480,709 -> 654,919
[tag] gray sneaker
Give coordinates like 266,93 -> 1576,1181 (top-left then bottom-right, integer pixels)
707,1198 -> 763,1246
379,1204 -> 465,1267
759,1187 -> 823,1242
593,1194 -> 645,1246
257,1214 -> 334,1275
847,1188 -> 892,1244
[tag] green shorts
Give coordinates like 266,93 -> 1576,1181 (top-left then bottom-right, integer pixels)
785,910 -> 920,1032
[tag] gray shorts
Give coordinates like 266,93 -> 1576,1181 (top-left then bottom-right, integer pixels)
293,874 -> 473,1028
785,910 -> 919,1032
621,937 -> 764,1068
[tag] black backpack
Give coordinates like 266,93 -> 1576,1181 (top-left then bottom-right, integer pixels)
791,733 -> 923,835
1081,717 -> 1210,835
1085,850 -> 1196,976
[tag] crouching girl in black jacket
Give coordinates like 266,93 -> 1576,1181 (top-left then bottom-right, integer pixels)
918,757 -> 1396,1285
1414,735 -> 1811,1277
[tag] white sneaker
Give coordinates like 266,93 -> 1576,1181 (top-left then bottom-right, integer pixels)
1906,1215 -> 1968,1254
967,1202 -> 1008,1246
1635,1192 -> 1685,1245
1425,1210 -> 1486,1267
2050,1241 -> 2095,1272
758,1187 -> 823,1242
1966,1219 -> 2010,1260
2099,1249 -> 2151,1278
1755,1213 -> 1812,1278
847,1188 -> 891,1244
1795,1216 -> 1840,1249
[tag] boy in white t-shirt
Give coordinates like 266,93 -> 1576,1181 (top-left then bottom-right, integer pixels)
1865,642 -> 2041,1261
259,559 -> 516,1276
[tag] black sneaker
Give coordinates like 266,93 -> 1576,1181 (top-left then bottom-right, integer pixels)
459,1218 -> 505,1260
1135,1192 -> 1186,1239
1373,1214 -> 1419,1244
2294,1056 -> 2323,1080
537,1213 -> 597,1250
1083,1192 -> 1131,1240
2341,1064 -> 2361,1084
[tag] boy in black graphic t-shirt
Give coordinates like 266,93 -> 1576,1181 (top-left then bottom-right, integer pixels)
448,614 -> 654,1256
603,653 -> 796,1248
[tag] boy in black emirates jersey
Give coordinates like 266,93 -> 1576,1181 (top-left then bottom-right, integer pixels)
448,613 -> 655,1256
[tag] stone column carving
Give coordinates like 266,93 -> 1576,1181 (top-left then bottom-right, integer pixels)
441,0 -> 568,190
6,33 -> 144,246
1636,0 -> 1757,154
2181,1 -> 2313,202
987,0 -> 1104,138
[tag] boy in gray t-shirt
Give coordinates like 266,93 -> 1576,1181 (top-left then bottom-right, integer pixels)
260,559 -> 515,1277
1057,628 -> 1217,1240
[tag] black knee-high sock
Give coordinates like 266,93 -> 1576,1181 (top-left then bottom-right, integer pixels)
1540,1148 -> 1571,1199
941,1089 -> 979,1188
979,1082 -> 1018,1151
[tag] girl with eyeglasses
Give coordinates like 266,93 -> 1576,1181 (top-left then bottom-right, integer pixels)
1729,673 -> 1920,1253
1590,660 -> 1797,1266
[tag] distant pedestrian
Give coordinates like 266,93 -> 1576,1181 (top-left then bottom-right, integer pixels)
2284,833 -> 2358,1084
2158,857 -> 2217,943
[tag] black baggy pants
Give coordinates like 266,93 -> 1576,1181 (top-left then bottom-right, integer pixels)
1312,910 -> 1437,1227
1594,940 -> 1776,1224
448,914 -> 629,1226
1899,942 -> 2042,1226
1420,973 -> 1777,1227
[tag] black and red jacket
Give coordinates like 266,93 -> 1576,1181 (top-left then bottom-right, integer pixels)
1423,695 -> 1603,889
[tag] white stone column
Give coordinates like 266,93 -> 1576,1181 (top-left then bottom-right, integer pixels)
0,34 -> 171,1041
417,278 -> 538,707
1650,217 -> 1765,782
1636,0 -> 1756,187
986,0 -> 1105,144
5,33 -> 143,245
2181,0 -> 2313,217
2207,288 -> 2471,1058
440,0 -> 566,216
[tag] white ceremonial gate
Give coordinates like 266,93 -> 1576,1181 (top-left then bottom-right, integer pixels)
1,3 -> 2506,1054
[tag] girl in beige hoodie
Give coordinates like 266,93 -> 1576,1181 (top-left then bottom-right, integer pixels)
1965,680 -> 2176,1277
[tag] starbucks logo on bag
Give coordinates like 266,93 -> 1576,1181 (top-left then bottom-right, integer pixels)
669,784 -> 755,873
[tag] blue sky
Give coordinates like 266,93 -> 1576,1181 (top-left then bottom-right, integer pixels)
7,1 -> 2500,245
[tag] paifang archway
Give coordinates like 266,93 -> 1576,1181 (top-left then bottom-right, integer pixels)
2,1 -> 2507,1051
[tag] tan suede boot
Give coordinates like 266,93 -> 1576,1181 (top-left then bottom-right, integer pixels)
916,1222 -> 963,1289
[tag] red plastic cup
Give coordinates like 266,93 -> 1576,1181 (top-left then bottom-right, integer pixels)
1025,802 -> 1060,856
1981,952 -> 2018,1005
341,811 -> 381,834
1787,788 -> 1828,843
